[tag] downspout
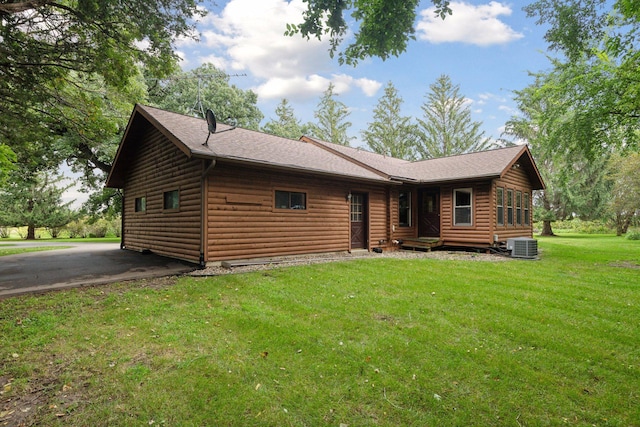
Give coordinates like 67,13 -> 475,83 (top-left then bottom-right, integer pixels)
119,189 -> 125,250
200,159 -> 217,267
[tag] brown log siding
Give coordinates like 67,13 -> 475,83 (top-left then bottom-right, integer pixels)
122,127 -> 202,262
492,166 -> 535,241
439,181 -> 493,246
205,163 -> 390,262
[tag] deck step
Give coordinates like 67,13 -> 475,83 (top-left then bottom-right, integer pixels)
401,238 -> 442,251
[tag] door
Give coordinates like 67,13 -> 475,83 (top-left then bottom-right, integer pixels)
419,189 -> 440,237
350,193 -> 367,249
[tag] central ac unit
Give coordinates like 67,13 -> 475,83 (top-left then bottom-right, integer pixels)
506,237 -> 538,259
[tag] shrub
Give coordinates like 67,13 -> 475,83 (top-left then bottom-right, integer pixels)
66,219 -> 88,238
0,227 -> 10,238
626,229 -> 640,240
87,219 -> 109,238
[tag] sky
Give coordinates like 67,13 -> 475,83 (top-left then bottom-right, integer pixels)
64,0 -> 555,208
176,0 -> 553,147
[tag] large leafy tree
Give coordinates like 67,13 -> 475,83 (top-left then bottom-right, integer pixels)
286,0 -> 452,65
416,75 -> 493,159
607,152 -> 640,235
262,99 -> 309,139
505,78 -> 613,236
149,63 -> 263,130
522,0 -> 640,158
0,0 -> 205,179
361,81 -> 418,160
307,83 -> 353,146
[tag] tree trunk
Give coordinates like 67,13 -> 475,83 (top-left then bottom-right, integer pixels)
26,224 -> 35,240
540,220 -> 555,236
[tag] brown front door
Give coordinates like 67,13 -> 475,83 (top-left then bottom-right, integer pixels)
419,189 -> 440,237
350,193 -> 367,249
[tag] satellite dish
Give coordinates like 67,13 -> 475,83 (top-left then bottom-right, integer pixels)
203,109 -> 217,146
205,109 -> 217,134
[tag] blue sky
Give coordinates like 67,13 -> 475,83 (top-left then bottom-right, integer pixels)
65,0 -> 555,207
176,0 -> 553,147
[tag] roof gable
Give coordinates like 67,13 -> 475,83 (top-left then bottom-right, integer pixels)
107,105 -> 545,190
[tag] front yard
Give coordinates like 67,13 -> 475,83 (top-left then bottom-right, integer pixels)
1,235 -> 638,426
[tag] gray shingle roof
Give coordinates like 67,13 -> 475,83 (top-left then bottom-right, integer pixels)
107,105 -> 544,190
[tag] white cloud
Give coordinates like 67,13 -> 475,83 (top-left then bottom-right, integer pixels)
416,1 -> 523,46
189,0 -> 381,100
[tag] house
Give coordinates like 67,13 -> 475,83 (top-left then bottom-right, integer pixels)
106,105 -> 545,265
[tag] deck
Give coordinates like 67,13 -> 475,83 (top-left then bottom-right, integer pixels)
400,238 -> 443,252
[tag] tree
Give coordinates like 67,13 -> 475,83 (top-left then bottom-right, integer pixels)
149,63 -> 263,130
416,75 -> 493,159
286,0 -> 452,65
505,77 -> 613,236
361,81 -> 418,160
0,170 -> 75,240
1,0 -> 205,189
607,152 -> 640,235
307,83 -> 353,146
0,144 -> 16,186
262,99 -> 309,139
522,1 -> 640,159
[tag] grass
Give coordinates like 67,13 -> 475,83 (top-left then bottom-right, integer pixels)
0,245 -> 74,256
1,234 -> 638,426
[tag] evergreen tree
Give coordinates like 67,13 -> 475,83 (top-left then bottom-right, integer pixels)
262,99 -> 308,139
307,83 -> 353,146
0,171 -> 75,240
416,75 -> 493,159
361,82 -> 418,160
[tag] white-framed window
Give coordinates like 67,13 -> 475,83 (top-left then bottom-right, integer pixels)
275,190 -> 307,210
524,193 -> 530,225
453,188 -> 473,226
398,191 -> 411,227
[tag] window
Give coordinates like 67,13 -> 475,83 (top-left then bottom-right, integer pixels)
453,188 -> 473,226
275,190 -> 306,210
507,189 -> 514,226
524,193 -> 530,225
350,193 -> 363,222
163,190 -> 179,210
516,191 -> 522,225
135,196 -> 146,213
496,187 -> 504,226
398,191 -> 411,227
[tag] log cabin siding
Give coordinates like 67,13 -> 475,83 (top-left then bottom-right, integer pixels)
439,181 -> 494,246
122,127 -> 202,262
388,186 -> 418,242
204,163 -> 391,262
492,166 -> 535,241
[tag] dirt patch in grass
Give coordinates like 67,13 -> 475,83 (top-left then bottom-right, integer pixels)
1,370 -> 87,426
609,261 -> 640,269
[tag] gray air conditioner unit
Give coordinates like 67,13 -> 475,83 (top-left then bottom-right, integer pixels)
506,237 -> 538,259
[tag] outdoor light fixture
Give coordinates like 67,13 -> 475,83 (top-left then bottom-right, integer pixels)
346,192 -> 352,202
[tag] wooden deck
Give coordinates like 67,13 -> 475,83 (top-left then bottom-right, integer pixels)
400,238 -> 443,251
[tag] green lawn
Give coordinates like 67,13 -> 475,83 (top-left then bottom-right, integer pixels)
1,235 -> 638,426
0,245 -> 74,256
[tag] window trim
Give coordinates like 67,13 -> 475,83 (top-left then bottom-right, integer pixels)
496,187 -> 504,227
274,189 -> 307,211
163,189 -> 180,211
516,191 -> 522,226
524,192 -> 530,226
507,189 -> 514,226
398,190 -> 412,227
134,195 -> 147,213
453,188 -> 473,227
